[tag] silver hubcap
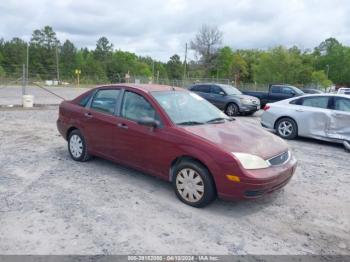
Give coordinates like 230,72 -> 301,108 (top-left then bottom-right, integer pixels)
69,134 -> 83,158
278,121 -> 293,137
176,168 -> 204,203
226,104 -> 236,116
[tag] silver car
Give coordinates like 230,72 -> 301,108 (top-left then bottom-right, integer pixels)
261,94 -> 350,149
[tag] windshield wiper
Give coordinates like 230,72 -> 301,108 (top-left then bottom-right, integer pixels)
177,121 -> 204,126
206,117 -> 231,124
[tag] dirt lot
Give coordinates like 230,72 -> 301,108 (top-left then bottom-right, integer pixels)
0,106 -> 349,255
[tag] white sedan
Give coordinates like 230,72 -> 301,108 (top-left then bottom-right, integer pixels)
337,88 -> 350,95
261,94 -> 350,149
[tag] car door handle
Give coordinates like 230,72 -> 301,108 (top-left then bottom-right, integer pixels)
295,109 -> 304,112
84,112 -> 93,118
117,123 -> 128,129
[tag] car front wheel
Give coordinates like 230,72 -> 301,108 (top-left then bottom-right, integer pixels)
225,103 -> 239,116
276,118 -> 298,140
173,160 -> 216,208
68,129 -> 91,161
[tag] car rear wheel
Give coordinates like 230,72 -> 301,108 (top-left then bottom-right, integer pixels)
173,160 -> 216,208
68,129 -> 91,161
225,103 -> 239,116
276,118 -> 298,140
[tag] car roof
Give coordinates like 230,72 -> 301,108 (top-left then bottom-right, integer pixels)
95,83 -> 185,93
278,93 -> 350,102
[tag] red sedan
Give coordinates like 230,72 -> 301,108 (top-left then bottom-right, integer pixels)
57,84 -> 297,207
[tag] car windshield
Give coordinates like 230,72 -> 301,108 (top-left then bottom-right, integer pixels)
220,84 -> 242,95
152,91 -> 230,125
291,86 -> 304,95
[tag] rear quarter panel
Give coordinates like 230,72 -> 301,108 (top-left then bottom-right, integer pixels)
58,101 -> 86,140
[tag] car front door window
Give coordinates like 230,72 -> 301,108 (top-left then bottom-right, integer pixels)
121,91 -> 157,122
334,98 -> 350,112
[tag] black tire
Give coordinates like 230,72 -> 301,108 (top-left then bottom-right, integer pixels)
225,103 -> 239,116
68,129 -> 91,162
275,118 -> 298,140
172,160 -> 216,208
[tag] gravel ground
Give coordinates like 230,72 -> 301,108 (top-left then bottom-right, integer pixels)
0,86 -> 91,106
0,107 -> 349,255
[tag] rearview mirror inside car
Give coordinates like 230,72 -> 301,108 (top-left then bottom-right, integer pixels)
137,117 -> 160,128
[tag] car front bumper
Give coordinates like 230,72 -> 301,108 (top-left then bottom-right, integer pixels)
239,104 -> 260,113
217,154 -> 297,200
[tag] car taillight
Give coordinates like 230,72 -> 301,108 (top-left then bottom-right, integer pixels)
263,105 -> 270,111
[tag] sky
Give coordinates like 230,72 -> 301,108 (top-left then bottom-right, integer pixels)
1,0 -> 349,61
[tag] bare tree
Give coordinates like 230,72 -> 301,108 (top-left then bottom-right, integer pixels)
190,24 -> 223,75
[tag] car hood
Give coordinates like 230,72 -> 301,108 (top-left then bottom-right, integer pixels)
229,94 -> 260,103
181,119 -> 288,160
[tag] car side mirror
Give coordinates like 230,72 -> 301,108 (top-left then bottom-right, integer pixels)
137,117 -> 160,128
291,91 -> 296,96
219,91 -> 226,96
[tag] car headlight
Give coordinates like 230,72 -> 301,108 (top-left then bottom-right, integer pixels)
240,98 -> 252,104
232,152 -> 270,170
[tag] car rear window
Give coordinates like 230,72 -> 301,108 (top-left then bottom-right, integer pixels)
78,93 -> 92,107
191,85 -> 210,93
271,86 -> 281,93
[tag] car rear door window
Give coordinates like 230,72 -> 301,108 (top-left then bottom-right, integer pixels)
91,89 -> 120,114
192,85 -> 210,93
301,96 -> 329,109
334,97 -> 350,112
121,91 -> 157,122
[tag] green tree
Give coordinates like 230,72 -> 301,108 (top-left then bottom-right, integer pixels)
311,70 -> 332,90
166,54 -> 183,80
30,26 -> 60,79
1,37 -> 27,76
60,40 -> 77,79
216,47 -> 233,79
231,52 -> 248,86
314,38 -> 350,85
94,37 -> 113,61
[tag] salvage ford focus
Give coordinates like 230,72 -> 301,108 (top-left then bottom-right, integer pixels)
57,84 -> 297,207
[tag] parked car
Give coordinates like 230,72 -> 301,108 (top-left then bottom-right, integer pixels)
301,88 -> 324,94
57,84 -> 297,207
243,84 -> 304,107
261,94 -> 350,148
337,88 -> 350,95
188,83 -> 260,116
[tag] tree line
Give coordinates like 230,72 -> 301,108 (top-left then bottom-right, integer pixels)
0,25 -> 349,88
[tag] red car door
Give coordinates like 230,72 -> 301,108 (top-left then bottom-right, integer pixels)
112,90 -> 174,179
82,88 -> 121,157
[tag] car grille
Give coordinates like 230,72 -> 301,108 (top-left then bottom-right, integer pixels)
267,151 -> 290,166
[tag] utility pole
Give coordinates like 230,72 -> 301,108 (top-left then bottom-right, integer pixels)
56,46 -> 60,83
152,61 -> 155,82
326,64 -> 330,79
22,64 -> 26,95
183,43 -> 188,81
26,43 -> 29,87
